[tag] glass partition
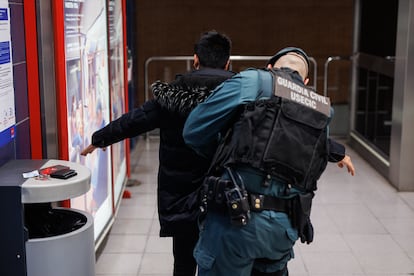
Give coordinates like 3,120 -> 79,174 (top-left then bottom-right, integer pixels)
354,53 -> 395,157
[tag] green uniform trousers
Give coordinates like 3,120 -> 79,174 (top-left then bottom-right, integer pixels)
194,209 -> 297,276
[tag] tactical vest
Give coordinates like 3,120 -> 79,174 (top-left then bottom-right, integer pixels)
211,69 -> 331,192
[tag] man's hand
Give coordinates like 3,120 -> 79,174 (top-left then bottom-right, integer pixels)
337,155 -> 355,176
80,144 -> 101,156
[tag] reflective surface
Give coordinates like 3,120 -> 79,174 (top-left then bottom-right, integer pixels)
354,53 -> 395,157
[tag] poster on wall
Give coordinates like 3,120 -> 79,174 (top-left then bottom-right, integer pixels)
108,0 -> 127,206
63,0 -> 112,240
0,4 -> 15,154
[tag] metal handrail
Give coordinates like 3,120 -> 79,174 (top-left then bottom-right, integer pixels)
355,53 -> 395,77
323,56 -> 351,97
144,55 -> 318,102
144,56 -> 193,102
323,54 -> 395,97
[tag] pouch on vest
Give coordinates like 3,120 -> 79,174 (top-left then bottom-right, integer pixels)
262,98 -> 330,191
223,69 -> 331,192
264,69 -> 331,191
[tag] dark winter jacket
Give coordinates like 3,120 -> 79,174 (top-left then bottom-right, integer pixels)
91,68 -> 235,236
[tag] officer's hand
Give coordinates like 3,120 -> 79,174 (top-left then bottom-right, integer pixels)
80,144 -> 101,156
337,155 -> 355,176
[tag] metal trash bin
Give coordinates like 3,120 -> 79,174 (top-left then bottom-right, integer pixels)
0,159 -> 94,276
25,206 -> 95,276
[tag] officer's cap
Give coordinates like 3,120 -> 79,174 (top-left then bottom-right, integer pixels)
267,47 -> 310,67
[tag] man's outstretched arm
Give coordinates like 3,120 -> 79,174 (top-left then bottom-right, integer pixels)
337,154 -> 355,176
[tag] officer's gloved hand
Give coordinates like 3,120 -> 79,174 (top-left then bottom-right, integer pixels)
299,217 -> 314,244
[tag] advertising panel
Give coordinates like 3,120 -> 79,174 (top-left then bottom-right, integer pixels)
63,0 -> 112,240
108,0 -> 127,206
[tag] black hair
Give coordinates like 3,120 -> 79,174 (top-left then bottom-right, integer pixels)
194,30 -> 231,69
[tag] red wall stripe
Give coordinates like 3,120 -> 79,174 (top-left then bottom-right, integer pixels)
51,0 -> 69,161
52,1 -> 70,208
122,0 -> 131,177
23,0 -> 43,159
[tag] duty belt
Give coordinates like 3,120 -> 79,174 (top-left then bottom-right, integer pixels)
203,175 -> 291,214
249,193 -> 291,213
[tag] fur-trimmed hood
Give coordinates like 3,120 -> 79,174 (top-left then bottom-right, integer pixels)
152,80 -> 212,116
151,68 -> 235,116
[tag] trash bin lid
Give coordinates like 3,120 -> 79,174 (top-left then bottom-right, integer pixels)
0,159 -> 91,203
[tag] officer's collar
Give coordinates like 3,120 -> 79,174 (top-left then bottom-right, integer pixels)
279,67 -> 305,84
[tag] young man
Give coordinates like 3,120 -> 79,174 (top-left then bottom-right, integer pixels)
81,31 -> 235,276
183,47 -> 355,276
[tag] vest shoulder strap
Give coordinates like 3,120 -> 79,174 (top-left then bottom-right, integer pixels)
256,68 -> 274,98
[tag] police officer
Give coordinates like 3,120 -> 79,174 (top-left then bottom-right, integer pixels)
183,47 -> 355,276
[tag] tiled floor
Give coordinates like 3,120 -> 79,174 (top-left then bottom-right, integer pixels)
96,137 -> 414,276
